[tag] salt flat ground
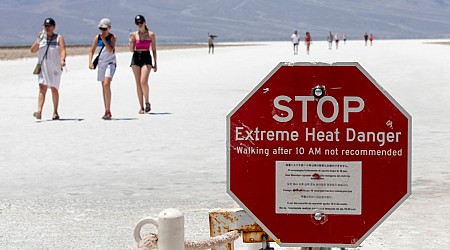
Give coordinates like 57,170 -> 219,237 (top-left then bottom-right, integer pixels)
0,39 -> 449,249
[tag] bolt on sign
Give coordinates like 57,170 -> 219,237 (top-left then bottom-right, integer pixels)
227,62 -> 411,248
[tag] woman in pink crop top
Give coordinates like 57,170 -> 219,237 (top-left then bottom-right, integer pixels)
135,39 -> 151,50
129,14 -> 157,114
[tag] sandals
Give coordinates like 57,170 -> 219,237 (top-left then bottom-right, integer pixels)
52,113 -> 60,120
138,103 -> 151,114
33,111 -> 42,120
33,112 -> 60,120
145,103 -> 151,113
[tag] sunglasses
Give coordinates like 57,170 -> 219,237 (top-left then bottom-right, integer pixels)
135,21 -> 144,25
99,27 -> 107,31
44,25 -> 53,28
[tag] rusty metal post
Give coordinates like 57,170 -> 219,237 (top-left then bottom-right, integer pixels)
209,208 -> 276,250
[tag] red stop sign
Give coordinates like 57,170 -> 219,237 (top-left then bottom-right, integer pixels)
227,62 -> 411,247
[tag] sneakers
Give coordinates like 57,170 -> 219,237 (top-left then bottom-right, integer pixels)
102,110 -> 112,120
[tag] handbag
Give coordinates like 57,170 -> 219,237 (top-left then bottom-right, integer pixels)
92,35 -> 105,70
33,35 -> 55,75
33,63 -> 42,74
92,56 -> 100,69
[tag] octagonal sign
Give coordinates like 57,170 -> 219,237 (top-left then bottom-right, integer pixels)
227,62 -> 411,247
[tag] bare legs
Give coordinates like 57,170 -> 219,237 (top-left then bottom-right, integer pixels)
36,84 -> 47,115
51,87 -> 59,116
102,77 -> 112,111
34,84 -> 59,120
132,65 -> 151,113
100,77 -> 113,120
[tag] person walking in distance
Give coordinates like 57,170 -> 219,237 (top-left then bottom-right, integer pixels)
327,31 -> 333,49
369,33 -> 374,46
208,33 -> 217,54
343,33 -> 347,44
89,18 -> 117,120
334,33 -> 339,50
30,17 -> 66,120
291,30 -> 300,55
129,15 -> 158,114
304,31 -> 312,55
364,32 -> 369,46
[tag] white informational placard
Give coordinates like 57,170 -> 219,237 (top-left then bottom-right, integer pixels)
276,161 -> 362,215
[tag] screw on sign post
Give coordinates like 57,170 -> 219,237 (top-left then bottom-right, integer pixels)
226,62 -> 411,248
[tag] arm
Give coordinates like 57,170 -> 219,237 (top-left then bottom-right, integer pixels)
129,32 -> 136,52
150,32 -> 157,72
101,34 -> 116,53
59,34 -> 66,67
88,35 -> 98,69
30,31 -> 43,53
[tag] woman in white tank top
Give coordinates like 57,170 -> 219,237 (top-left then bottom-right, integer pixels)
30,17 -> 66,120
89,18 -> 117,120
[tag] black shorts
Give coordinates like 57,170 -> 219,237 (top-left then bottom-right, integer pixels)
130,51 -> 152,67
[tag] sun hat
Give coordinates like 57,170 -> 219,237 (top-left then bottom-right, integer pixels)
98,18 -> 111,28
135,15 -> 146,24
43,17 -> 56,26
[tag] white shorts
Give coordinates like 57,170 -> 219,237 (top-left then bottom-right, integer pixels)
97,63 -> 116,82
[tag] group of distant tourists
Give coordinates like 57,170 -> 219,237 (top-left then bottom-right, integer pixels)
290,30 -> 312,55
31,16 -> 157,120
290,30 -> 374,55
364,32 -> 374,46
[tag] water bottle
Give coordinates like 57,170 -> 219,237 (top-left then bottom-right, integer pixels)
128,29 -> 134,45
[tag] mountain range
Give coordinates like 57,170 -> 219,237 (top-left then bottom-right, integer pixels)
1,0 -> 450,46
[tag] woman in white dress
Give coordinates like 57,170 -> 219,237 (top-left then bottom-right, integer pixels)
30,17 -> 66,120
